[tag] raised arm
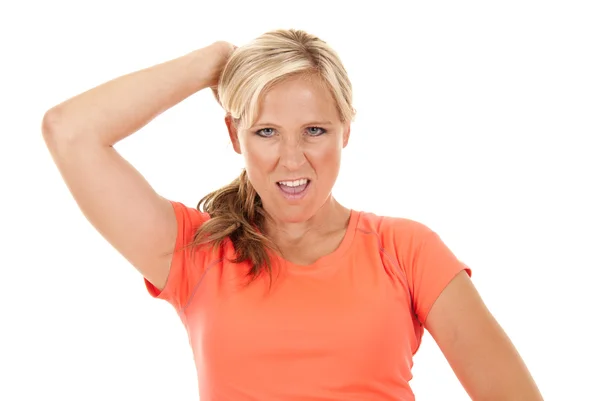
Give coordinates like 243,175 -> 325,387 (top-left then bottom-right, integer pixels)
42,41 -> 235,291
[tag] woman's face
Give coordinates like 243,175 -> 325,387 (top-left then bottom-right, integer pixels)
227,74 -> 350,223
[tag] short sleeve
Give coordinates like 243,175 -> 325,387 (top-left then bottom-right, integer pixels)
144,200 -> 213,311
407,228 -> 472,325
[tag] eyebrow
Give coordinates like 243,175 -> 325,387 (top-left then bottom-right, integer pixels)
252,121 -> 334,128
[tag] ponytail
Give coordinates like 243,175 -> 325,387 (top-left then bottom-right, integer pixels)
191,169 -> 277,282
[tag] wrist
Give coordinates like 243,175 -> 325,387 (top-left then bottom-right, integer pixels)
181,48 -> 215,92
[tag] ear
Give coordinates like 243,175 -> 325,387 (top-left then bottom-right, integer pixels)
342,123 -> 351,148
225,115 -> 242,154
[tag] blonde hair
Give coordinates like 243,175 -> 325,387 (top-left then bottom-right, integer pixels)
191,29 -> 355,282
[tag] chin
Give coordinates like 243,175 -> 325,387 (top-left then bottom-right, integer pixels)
271,205 -> 316,224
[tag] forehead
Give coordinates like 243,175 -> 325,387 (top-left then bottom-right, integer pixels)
252,75 -> 340,126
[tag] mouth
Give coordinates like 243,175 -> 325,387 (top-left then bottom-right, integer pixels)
276,178 -> 311,200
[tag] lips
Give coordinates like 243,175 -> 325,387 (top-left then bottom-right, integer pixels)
276,178 -> 311,200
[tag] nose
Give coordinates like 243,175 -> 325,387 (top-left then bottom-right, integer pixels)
279,136 -> 307,171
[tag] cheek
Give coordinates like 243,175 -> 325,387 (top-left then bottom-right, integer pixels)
308,141 -> 342,174
241,137 -> 277,179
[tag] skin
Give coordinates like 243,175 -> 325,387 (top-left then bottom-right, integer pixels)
426,271 -> 544,400
227,73 -> 544,399
41,47 -> 220,294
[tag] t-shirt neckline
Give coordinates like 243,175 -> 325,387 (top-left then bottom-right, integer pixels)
272,209 -> 360,274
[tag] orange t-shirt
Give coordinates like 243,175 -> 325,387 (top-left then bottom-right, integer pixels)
145,201 -> 472,401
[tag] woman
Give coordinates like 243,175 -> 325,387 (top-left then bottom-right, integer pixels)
42,29 -> 543,400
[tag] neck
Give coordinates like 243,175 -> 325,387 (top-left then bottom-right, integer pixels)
265,196 -> 351,249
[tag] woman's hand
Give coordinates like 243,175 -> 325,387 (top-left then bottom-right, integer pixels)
200,41 -> 237,106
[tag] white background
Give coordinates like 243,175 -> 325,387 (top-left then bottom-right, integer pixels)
1,1 -> 599,400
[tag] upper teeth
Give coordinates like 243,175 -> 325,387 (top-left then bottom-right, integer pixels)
279,179 -> 308,187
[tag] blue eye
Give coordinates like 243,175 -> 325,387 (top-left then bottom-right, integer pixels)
256,128 -> 275,137
307,127 -> 326,136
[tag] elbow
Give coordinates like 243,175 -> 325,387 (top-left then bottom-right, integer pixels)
41,106 -> 71,144
41,107 -> 61,138
41,107 -> 86,148
41,107 -> 66,151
